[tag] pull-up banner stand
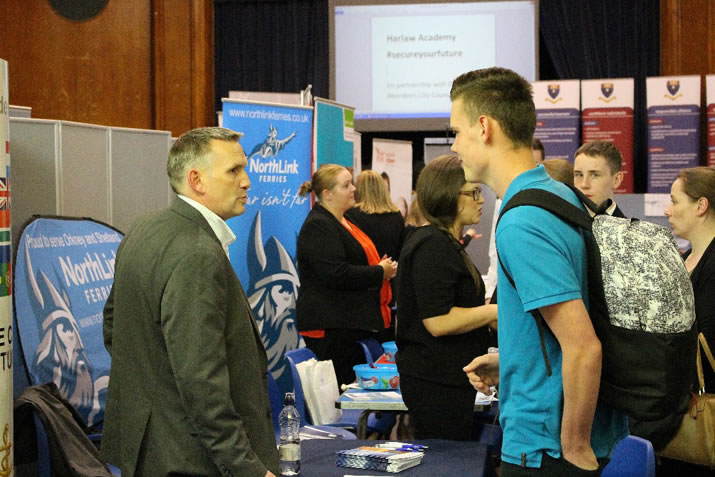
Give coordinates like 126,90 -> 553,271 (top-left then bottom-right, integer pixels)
646,76 -> 701,193
533,80 -> 581,162
581,78 -> 635,193
0,58 -> 11,477
707,75 -> 715,167
312,98 -> 356,171
371,138 -> 412,217
14,218 -> 123,429
221,99 -> 312,394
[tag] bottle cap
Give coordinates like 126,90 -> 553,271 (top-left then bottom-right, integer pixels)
284,392 -> 295,405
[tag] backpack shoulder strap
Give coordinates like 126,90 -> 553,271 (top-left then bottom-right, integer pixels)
497,187 -> 593,232
495,187 -> 593,378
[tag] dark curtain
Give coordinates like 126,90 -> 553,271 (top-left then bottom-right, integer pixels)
539,0 -> 660,192
214,0 -> 329,112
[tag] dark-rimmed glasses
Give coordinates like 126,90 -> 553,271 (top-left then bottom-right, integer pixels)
459,187 -> 482,201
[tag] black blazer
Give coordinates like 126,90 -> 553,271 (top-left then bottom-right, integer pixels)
296,203 -> 384,332
612,204 -> 626,218
686,237 -> 715,392
345,207 -> 405,260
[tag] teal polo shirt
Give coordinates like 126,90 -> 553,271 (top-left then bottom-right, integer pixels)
496,166 -> 628,468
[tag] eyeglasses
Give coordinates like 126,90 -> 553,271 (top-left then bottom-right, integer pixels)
459,188 -> 482,201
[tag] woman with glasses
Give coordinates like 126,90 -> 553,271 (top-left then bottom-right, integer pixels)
395,155 -> 498,440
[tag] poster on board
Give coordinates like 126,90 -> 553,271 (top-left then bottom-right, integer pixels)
313,98 -> 355,170
0,58 -> 11,476
646,76 -> 700,193
581,78 -> 635,193
533,80 -> 581,162
221,99 -> 312,393
371,138 -> 412,217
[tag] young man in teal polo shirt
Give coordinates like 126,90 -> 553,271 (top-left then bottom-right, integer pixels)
451,68 -> 628,476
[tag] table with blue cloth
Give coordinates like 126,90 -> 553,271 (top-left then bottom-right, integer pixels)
301,439 -> 493,476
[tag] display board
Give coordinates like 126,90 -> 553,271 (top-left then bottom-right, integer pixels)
533,80 -> 581,162
313,97 -> 356,170
221,99 -> 313,393
0,58 -> 12,477
581,78 -> 634,193
371,138 -> 412,217
646,76 -> 701,193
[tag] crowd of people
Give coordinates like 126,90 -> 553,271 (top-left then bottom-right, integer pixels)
98,67 -> 714,477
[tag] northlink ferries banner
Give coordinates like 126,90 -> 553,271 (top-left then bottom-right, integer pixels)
13,218 -> 122,428
581,78 -> 635,193
646,76 -> 701,193
221,99 -> 312,393
533,80 -> 581,162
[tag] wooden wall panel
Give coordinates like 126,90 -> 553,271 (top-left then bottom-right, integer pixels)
0,0 -> 153,129
661,0 -> 715,76
152,0 -> 215,137
0,1 -> 214,137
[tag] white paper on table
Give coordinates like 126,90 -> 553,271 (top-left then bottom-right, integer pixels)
346,391 -> 402,401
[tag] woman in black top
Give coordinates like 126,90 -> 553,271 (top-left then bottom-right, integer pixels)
346,170 -> 405,266
665,166 -> 715,392
347,170 -> 405,341
396,155 -> 497,440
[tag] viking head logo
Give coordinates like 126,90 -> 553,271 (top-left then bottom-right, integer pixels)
246,211 -> 301,382
548,84 -> 560,99
25,241 -> 106,426
601,82 -> 614,98
667,79 -> 680,96
247,125 -> 296,160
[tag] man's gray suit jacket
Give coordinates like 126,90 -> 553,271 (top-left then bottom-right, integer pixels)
101,199 -> 280,477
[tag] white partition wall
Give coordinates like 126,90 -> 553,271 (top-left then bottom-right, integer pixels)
9,119 -> 60,244
110,127 -> 173,234
60,122 -> 111,223
9,118 -> 172,244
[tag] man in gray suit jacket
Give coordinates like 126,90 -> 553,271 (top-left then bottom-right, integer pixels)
101,127 -> 280,477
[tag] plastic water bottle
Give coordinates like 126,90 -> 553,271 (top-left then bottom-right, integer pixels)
278,392 -> 301,476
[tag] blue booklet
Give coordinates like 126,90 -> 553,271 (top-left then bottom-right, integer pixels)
336,446 -> 424,473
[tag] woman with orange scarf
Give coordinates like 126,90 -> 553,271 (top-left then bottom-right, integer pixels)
296,164 -> 397,388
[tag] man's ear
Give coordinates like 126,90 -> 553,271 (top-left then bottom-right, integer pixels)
612,170 -> 624,191
187,168 -> 205,195
478,115 -> 491,144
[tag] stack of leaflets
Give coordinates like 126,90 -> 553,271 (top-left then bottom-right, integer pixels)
336,445 -> 424,473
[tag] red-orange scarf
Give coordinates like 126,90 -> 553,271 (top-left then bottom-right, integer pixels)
299,220 -> 392,339
344,219 -> 392,329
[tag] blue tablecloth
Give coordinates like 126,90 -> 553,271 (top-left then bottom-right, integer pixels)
301,439 -> 492,476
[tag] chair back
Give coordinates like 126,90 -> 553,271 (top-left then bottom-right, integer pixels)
284,347 -> 318,426
356,337 -> 384,364
602,435 -> 656,477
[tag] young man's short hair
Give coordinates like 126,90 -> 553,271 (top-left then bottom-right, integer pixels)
450,67 -> 535,148
574,141 -> 623,174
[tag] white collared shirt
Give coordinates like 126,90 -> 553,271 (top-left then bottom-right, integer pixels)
178,195 -> 236,259
586,200 -> 618,217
